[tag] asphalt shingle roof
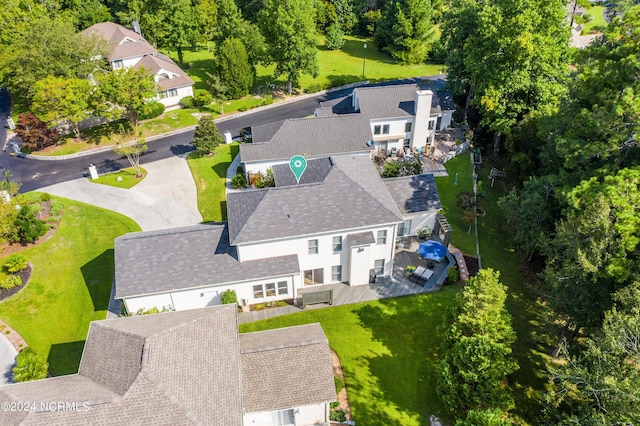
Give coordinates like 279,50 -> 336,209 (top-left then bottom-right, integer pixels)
347,231 -> 376,246
81,22 -> 156,62
240,115 -> 371,163
272,157 -> 333,186
383,174 -> 442,214
134,54 -> 194,90
114,224 -> 299,298
240,324 -> 335,413
227,156 -> 403,245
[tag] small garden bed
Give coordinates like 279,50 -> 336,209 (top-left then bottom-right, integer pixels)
0,264 -> 32,303
90,167 -> 147,189
249,298 -> 294,311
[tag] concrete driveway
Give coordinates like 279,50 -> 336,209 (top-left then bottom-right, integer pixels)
0,336 -> 17,385
39,155 -> 202,231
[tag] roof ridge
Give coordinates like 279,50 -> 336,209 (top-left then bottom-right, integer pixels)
117,224 -> 225,241
240,339 -> 327,354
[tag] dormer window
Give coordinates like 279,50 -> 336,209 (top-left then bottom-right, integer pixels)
112,60 -> 124,70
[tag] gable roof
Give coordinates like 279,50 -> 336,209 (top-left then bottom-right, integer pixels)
81,22 -> 156,62
383,174 -> 442,214
353,82 -> 448,119
240,115 -> 371,163
134,53 -> 194,90
240,324 -> 335,413
0,305 -> 244,425
227,156 -> 403,245
272,157 -> 333,186
114,224 -> 299,298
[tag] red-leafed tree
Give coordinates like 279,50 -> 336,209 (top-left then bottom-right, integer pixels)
14,113 -> 59,152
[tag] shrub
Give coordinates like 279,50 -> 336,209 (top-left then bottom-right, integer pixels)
261,96 -> 274,106
49,201 -> 63,217
334,375 -> 345,393
40,193 -> 51,202
15,113 -> 59,152
193,115 -> 224,154
330,401 -> 340,410
135,306 -> 166,315
231,173 -> 247,189
194,89 -> 212,107
179,96 -> 195,109
0,275 -> 22,289
238,106 -> 248,112
305,83 -> 326,94
417,227 -> 432,240
582,12 -> 593,22
254,169 -> 275,188
221,289 -> 238,305
330,410 -> 347,422
11,206 -> 48,244
138,101 -> 165,120
447,267 -> 459,284
12,347 -> 48,382
325,23 -> 345,50
4,254 -> 27,273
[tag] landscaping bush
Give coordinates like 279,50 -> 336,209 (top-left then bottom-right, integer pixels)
231,173 -> 247,189
40,193 -> 51,202
193,116 -> 224,155
330,409 -> 347,422
417,227 -> 432,240
334,375 -> 345,393
380,159 -> 422,178
304,83 -> 326,94
179,96 -> 195,109
221,289 -> 238,305
447,266 -> 459,284
12,347 -> 48,382
582,12 -> 593,22
194,89 -> 213,107
0,275 -> 22,289
135,306 -> 165,315
138,101 -> 165,120
254,169 -> 275,188
49,201 -> 64,217
4,254 -> 27,273
11,206 -> 48,244
261,96 -> 274,106
15,113 -> 59,152
325,23 -> 345,50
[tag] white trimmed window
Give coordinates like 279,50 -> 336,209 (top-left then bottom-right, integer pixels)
374,259 -> 385,276
405,122 -> 412,132
399,219 -> 412,236
265,283 -> 276,297
382,124 -> 390,134
374,125 -> 381,135
428,120 -> 435,130
277,281 -> 288,295
253,285 -> 264,299
112,59 -> 124,70
332,265 -> 342,282
377,230 -> 387,245
333,236 -> 342,252
308,239 -> 319,255
159,88 -> 178,99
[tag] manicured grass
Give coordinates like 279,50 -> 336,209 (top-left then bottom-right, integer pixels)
89,167 -> 147,189
186,143 -> 239,222
435,155 -> 476,254
0,194 -> 140,376
240,289 -> 459,425
581,6 -> 607,34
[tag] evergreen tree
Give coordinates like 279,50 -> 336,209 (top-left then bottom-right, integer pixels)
217,38 -> 254,98
193,116 -> 224,155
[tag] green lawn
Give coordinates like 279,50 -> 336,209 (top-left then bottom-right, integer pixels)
581,6 -> 607,34
240,289 -> 458,425
89,167 -> 147,189
0,194 -> 140,376
186,143 -> 239,222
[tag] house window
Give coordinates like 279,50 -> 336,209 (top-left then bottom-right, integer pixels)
308,239 -> 319,255
272,409 -> 294,426
253,285 -> 264,299
265,283 -> 276,297
333,236 -> 342,252
159,88 -> 178,99
332,265 -> 342,282
277,281 -> 288,295
398,219 -> 412,236
374,125 -> 381,135
304,268 -> 324,286
374,259 -> 385,276
112,59 -> 124,70
405,122 -> 412,132
377,230 -> 387,245
382,124 -> 390,134
428,120 -> 435,130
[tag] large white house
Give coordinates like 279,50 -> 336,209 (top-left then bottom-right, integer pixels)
0,305 -> 336,426
81,22 -> 194,108
241,82 -> 455,177
114,156 -> 442,313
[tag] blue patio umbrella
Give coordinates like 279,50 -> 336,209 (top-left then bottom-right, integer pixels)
417,241 -> 447,262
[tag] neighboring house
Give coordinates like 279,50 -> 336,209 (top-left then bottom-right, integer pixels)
241,82 -> 455,176
114,155 -> 442,313
0,305 -> 336,426
81,22 -> 194,108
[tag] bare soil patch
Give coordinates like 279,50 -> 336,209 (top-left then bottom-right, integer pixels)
463,255 -> 480,277
331,350 -> 352,421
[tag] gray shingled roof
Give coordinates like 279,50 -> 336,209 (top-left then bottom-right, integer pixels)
251,120 -> 285,143
134,54 -> 194,90
437,90 -> 455,112
81,22 -> 156,62
0,306 -> 244,425
383,174 -> 442,214
348,231 -> 375,246
240,324 -> 335,413
114,224 -> 299,298
353,82 -> 446,119
228,156 -> 403,245
240,115 -> 371,163
272,157 -> 333,186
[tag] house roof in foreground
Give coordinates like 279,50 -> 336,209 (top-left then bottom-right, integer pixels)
353,82 -> 452,120
383,174 -> 442,214
227,156 -> 403,245
0,305 -> 244,425
134,53 -> 194,90
114,224 -> 299,298
240,323 -> 335,413
81,22 -> 156,62
0,306 -> 335,425
240,115 -> 371,163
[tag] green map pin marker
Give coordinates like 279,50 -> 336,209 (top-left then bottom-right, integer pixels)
289,155 -> 307,183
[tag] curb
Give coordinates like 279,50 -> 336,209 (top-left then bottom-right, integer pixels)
23,80 -> 370,162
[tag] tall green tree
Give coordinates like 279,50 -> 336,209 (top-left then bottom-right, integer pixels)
375,0 -> 436,64
192,116 -> 224,155
259,0 -> 319,93
31,76 -> 93,140
95,67 -> 157,127
217,38 -> 254,98
438,269 -> 519,418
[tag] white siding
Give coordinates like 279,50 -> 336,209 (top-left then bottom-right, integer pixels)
123,293 -> 173,314
243,152 -> 370,177
157,85 -> 194,108
112,56 -> 144,70
369,117 -> 412,141
439,111 -> 453,130
242,403 -> 327,426
401,211 -> 438,236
